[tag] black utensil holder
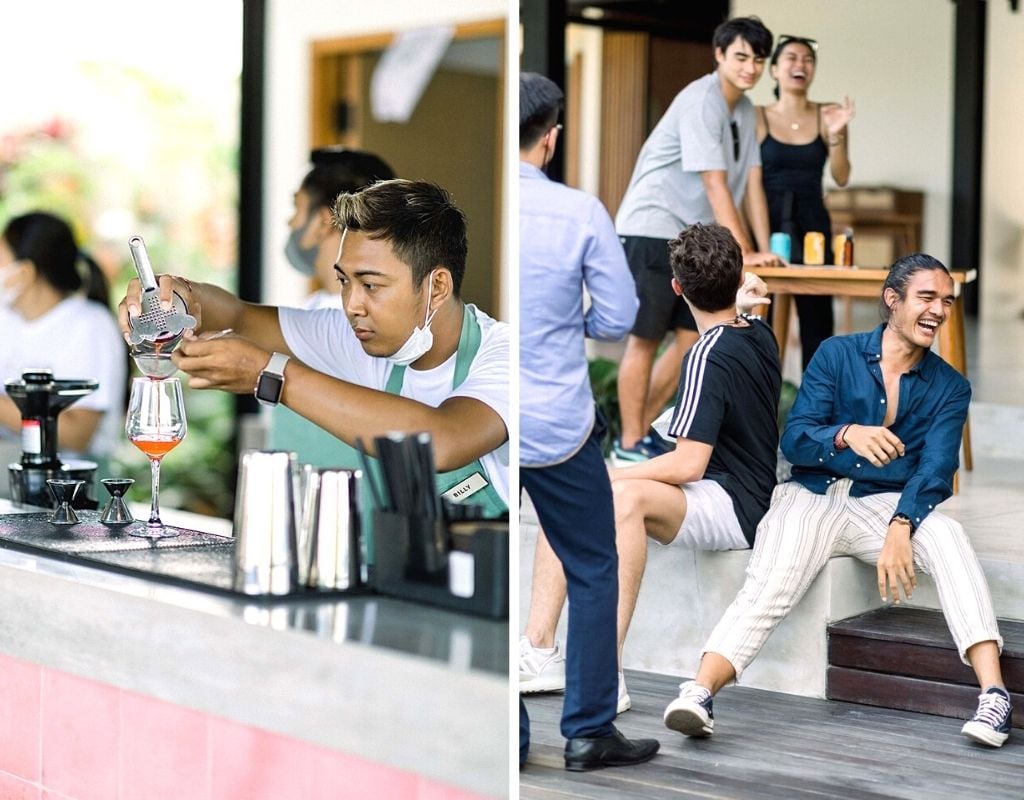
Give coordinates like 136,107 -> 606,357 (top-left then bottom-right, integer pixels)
372,510 -> 508,619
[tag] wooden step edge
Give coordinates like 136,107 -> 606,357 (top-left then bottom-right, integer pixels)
828,610 -> 1024,658
827,666 -> 1024,729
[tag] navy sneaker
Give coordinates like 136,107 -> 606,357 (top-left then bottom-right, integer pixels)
961,686 -> 1012,747
663,680 -> 714,737
611,436 -> 663,466
643,427 -> 672,456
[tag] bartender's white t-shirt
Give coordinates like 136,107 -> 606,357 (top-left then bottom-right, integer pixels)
278,303 -> 510,504
0,295 -> 127,457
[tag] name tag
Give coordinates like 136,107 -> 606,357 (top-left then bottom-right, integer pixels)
442,472 -> 489,503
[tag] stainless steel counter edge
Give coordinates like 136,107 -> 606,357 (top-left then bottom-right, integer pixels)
0,549 -> 509,797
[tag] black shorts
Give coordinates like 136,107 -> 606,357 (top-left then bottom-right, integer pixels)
620,235 -> 697,339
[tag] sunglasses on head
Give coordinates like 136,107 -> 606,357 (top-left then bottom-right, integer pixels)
776,35 -> 818,53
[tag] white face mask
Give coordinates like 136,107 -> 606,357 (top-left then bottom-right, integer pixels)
386,270 -> 439,367
0,262 -> 25,308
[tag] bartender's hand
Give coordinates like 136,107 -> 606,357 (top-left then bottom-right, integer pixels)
173,332 -> 269,394
742,251 -> 783,267
117,274 -> 204,340
736,271 -> 771,314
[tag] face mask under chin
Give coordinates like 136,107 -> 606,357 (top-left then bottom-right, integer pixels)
385,270 -> 439,367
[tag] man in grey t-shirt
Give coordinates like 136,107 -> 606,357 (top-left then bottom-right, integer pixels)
612,16 -> 781,467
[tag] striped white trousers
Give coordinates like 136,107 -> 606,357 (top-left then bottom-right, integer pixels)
704,478 -> 1003,679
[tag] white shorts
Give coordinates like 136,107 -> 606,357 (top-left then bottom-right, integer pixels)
668,479 -> 749,550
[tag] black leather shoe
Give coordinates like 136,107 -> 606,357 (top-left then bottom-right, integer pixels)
564,726 -> 660,772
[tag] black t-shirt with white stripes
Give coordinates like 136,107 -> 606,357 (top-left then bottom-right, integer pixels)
667,315 -> 781,545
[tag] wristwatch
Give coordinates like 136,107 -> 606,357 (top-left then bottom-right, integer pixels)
254,352 -> 290,407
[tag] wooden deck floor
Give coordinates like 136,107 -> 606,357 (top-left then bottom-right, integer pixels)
520,669 -> 1024,799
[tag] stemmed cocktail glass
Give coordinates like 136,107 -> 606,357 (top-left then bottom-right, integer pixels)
125,377 -> 187,538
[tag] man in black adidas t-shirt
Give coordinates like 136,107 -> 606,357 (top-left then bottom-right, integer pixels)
608,223 -> 781,704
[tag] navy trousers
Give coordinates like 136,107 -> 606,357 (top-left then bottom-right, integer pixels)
520,421 -> 619,759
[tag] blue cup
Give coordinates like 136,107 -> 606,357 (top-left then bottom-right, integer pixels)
769,232 -> 791,262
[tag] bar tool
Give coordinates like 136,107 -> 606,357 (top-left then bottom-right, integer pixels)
7,370 -> 99,509
46,479 -> 83,525
300,467 -> 362,591
100,478 -> 135,526
125,236 -> 196,350
233,450 -> 300,596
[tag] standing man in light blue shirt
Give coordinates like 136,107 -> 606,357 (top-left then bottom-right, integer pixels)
519,71 -> 658,773
613,16 -> 781,466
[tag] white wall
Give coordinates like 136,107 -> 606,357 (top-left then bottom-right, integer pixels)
983,2 -> 1024,319
265,0 -> 510,314
735,0 -> 954,265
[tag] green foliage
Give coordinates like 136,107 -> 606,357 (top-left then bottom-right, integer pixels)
109,386 -> 236,519
778,379 -> 799,432
1,64 -> 239,519
588,357 -> 621,455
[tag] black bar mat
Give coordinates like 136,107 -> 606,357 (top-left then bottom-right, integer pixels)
0,513 -> 364,602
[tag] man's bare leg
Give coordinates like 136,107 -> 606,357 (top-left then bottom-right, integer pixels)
524,527 -> 566,649
611,478 -> 688,664
617,335 -> 660,449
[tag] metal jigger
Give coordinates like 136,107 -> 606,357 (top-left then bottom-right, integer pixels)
47,479 -> 84,525
100,478 -> 135,526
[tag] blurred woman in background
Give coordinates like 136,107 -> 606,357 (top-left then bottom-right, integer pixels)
0,211 -> 126,463
757,35 -> 854,369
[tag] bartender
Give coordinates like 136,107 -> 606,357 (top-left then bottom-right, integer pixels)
117,179 -> 509,515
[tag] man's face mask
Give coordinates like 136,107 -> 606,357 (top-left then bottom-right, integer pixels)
386,269 -> 439,367
284,215 -> 320,277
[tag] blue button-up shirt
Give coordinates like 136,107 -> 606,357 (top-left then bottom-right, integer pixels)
781,324 -> 970,529
520,162 -> 638,466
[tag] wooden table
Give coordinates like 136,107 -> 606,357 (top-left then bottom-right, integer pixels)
749,265 -> 976,473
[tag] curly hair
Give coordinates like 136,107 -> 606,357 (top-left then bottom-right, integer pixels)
668,223 -> 742,313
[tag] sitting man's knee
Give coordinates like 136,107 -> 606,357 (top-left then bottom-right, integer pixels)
611,479 -> 644,523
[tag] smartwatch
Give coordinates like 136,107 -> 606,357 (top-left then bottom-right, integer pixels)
254,352 -> 290,407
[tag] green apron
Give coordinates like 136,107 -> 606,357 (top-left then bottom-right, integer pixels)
382,304 -> 507,519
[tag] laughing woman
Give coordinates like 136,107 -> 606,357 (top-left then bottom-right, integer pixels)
757,35 -> 855,369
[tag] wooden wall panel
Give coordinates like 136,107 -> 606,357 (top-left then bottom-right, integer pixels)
599,32 -> 648,219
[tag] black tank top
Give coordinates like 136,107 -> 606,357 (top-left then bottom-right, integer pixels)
760,106 -> 832,261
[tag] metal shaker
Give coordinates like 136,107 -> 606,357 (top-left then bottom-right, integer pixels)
299,467 -> 362,591
233,450 -> 301,596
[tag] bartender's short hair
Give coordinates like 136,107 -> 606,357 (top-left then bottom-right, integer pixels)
332,179 -> 467,295
520,72 -> 564,150
669,223 -> 743,313
880,252 -> 952,320
713,16 -> 773,59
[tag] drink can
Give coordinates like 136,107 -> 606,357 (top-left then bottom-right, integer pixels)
832,234 -> 847,265
803,232 -> 826,265
769,232 -> 791,262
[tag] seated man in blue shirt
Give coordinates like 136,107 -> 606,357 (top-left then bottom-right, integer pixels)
663,253 -> 1012,748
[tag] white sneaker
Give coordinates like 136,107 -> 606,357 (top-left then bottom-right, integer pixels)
519,635 -> 565,693
617,671 -> 631,715
663,680 -> 714,737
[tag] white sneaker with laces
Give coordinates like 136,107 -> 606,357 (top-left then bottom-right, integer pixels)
617,671 -> 631,715
663,680 -> 715,737
519,635 -> 565,693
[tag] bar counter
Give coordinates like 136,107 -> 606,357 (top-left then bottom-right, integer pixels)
0,500 -> 509,799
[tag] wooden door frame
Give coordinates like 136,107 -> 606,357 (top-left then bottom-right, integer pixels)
309,20 -> 506,314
